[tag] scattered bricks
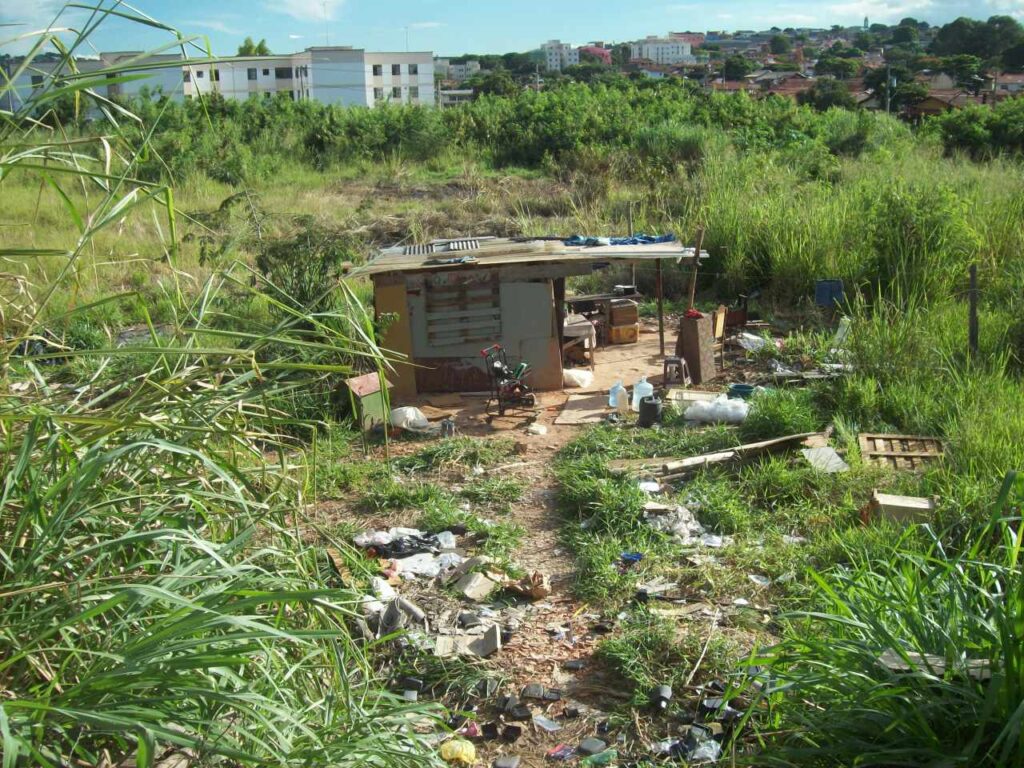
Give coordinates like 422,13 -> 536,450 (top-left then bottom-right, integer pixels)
502,725 -> 524,743
459,612 -> 482,629
563,659 -> 586,671
543,689 -> 562,702
579,738 -> 607,756
508,705 -> 533,721
498,695 -> 519,713
456,572 -> 498,602
481,722 -> 500,741
475,678 -> 499,697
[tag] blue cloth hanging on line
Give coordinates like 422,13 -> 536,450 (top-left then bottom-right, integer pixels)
564,233 -> 677,247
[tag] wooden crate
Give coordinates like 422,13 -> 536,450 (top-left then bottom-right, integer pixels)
858,434 -> 945,471
610,299 -> 639,326
609,322 -> 640,345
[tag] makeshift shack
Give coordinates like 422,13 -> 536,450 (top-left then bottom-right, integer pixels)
354,237 -> 706,397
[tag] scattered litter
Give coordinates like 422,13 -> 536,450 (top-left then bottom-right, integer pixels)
440,739 -> 476,766
579,737 -> 608,756
505,571 -> 552,601
690,739 -> 722,762
684,395 -> 749,424
782,534 -> 807,545
733,598 -> 750,607
533,714 -> 562,733
563,368 -> 595,389
802,446 -> 850,474
546,744 -> 577,761
636,577 -> 679,599
651,684 -> 672,710
700,533 -> 725,548
638,480 -> 662,494
861,490 -> 937,525
503,724 -> 524,742
402,689 -> 418,702
436,531 -> 458,550
390,406 -> 436,434
521,683 -> 545,700
493,757 -> 521,768
456,572 -> 498,602
581,749 -> 617,766
736,332 -> 770,352
394,552 -> 464,578
564,659 -> 587,671
434,624 -> 503,658
748,574 -> 771,587
526,423 -> 549,436
644,505 -> 705,545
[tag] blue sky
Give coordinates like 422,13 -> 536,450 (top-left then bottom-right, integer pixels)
3,0 -> 1023,56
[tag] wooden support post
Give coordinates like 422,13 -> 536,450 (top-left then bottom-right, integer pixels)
688,227 -> 706,310
968,263 -> 979,360
656,258 -> 665,356
628,201 -> 636,287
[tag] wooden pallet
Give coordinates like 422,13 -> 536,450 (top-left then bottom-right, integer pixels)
858,433 -> 945,471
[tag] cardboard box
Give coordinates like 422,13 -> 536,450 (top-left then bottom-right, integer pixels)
609,322 -> 640,345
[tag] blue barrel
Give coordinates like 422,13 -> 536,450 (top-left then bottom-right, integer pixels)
815,279 -> 844,308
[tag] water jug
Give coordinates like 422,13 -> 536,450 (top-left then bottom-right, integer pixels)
632,377 -> 654,411
609,381 -> 626,410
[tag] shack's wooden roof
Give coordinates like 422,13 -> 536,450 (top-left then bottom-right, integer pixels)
353,237 -> 708,278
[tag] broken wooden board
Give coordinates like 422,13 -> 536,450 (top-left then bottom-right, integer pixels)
859,433 -> 945,471
860,490 -> 936,525
609,432 -> 828,479
661,432 -> 823,476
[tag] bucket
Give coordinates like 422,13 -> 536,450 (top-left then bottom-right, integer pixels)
728,383 -> 755,400
637,396 -> 663,428
815,279 -> 844,308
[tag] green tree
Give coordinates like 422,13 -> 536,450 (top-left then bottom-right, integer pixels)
770,35 -> 792,55
238,37 -> 271,56
798,78 -> 856,111
474,69 -> 520,96
941,54 -> 983,85
854,32 -> 875,50
723,54 -> 754,80
890,25 -> 919,45
611,43 -> 631,67
816,56 -> 858,79
1004,42 -> 1024,70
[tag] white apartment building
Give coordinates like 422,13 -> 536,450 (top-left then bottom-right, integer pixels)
439,89 -> 474,108
541,40 -> 579,72
630,36 -> 696,66
184,47 -> 435,107
2,51 -> 185,113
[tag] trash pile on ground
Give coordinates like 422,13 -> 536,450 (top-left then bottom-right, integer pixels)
352,526 -> 551,659
642,501 -> 730,549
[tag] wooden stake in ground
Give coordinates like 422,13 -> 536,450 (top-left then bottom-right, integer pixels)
656,257 -> 665,356
688,227 -> 706,310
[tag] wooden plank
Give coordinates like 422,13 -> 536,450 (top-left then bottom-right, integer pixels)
865,450 -> 945,459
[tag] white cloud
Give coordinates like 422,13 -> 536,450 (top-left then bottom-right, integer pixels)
409,21 -> 444,29
180,19 -> 242,35
0,1 -> 90,53
270,0 -> 345,22
289,33 -> 305,39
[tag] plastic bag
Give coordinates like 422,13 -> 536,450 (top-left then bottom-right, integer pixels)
440,739 -> 476,765
390,406 -> 431,433
563,369 -> 594,388
684,395 -> 749,424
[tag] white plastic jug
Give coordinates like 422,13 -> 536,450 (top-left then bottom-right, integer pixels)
609,381 -> 627,410
632,377 -> 654,411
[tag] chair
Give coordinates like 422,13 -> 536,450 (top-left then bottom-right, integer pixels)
663,356 -> 692,386
711,305 -> 728,370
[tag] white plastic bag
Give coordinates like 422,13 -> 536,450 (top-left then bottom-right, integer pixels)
563,369 -> 594,388
390,406 -> 431,433
684,395 -> 749,424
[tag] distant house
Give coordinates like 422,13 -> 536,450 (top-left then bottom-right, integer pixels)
905,90 -> 977,119
630,36 -> 696,66
439,89 -> 474,108
992,72 -> 1024,94
915,71 -> 957,90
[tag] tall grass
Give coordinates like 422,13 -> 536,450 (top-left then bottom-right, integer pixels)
2,5 -> 437,766
742,474 -> 1024,767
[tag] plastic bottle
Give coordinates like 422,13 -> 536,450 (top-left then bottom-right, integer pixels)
608,381 -> 626,410
632,377 -> 654,411
651,684 -> 673,710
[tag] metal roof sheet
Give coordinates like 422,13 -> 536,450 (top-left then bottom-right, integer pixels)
353,237 -> 708,278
